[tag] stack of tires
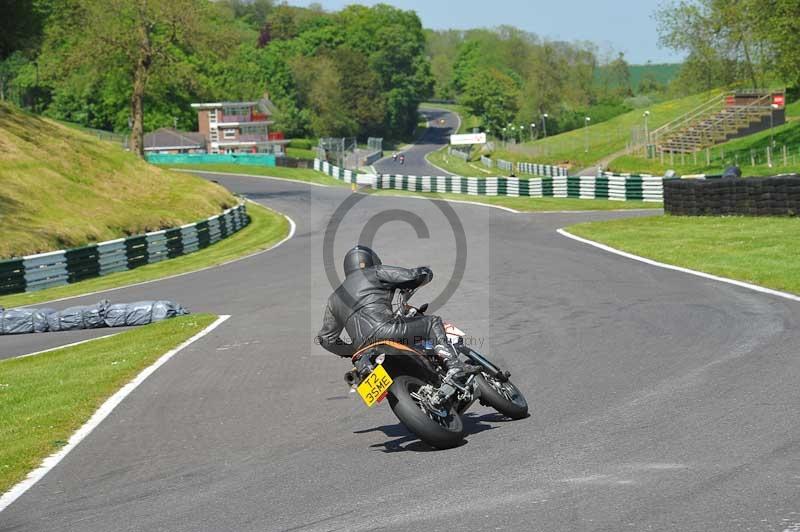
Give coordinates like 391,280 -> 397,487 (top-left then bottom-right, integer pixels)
664,175 -> 800,216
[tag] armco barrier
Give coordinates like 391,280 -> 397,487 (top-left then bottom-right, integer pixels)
517,162 -> 568,177
314,158 -> 361,184
475,158 -> 568,178
0,204 -> 249,296
664,175 -> 800,216
313,159 -> 663,202
496,159 -> 513,172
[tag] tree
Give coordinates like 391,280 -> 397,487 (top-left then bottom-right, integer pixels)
607,52 -> 633,97
290,55 -> 356,137
51,0 -> 223,157
752,0 -> 800,87
459,67 -> 519,135
638,71 -> 665,94
0,0 -> 53,60
656,0 -> 767,91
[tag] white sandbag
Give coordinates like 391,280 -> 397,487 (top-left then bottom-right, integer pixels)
104,300 -> 189,328
46,300 -> 109,332
0,307 -> 55,335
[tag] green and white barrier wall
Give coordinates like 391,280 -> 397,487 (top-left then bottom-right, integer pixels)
313,159 -> 663,202
0,204 -> 249,296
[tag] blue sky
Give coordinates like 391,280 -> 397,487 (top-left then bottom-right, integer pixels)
283,0 -> 683,64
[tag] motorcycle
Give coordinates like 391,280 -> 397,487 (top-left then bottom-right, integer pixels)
344,288 -> 528,449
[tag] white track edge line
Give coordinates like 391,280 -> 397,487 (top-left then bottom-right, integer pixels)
557,228 -> 800,303
174,168 -> 333,188
0,314 -> 231,513
13,333 -> 120,360
366,192 -> 519,213
19,208 -> 296,308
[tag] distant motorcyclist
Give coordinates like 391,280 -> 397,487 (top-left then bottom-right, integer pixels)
392,152 -> 398,161
399,154 -> 405,165
316,246 -> 474,380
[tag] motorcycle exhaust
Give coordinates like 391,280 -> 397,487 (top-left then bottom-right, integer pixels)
344,369 -> 360,387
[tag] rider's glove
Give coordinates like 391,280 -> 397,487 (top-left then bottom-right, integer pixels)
419,267 -> 433,285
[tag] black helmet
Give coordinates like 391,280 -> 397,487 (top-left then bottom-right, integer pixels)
343,245 -> 381,277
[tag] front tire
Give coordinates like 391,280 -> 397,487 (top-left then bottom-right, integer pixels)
388,375 -> 464,449
476,373 -> 528,420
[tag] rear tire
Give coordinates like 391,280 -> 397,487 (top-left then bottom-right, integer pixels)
476,373 -> 528,420
388,375 -> 464,449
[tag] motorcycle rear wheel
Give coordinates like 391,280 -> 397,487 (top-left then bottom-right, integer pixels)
388,375 -> 464,450
476,373 -> 528,420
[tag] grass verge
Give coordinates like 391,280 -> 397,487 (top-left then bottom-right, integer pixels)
426,147 -> 494,177
367,188 -> 658,212
608,119 -> 800,176
1,103 -> 235,258
0,314 -> 217,494
494,90 -> 723,169
286,147 -> 317,160
0,202 -> 289,308
568,215 -> 800,294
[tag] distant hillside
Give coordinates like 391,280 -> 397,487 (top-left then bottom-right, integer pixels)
495,89 -> 722,169
0,103 -> 236,258
595,63 -> 682,92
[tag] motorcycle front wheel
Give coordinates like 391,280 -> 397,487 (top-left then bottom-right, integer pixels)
388,375 -> 464,450
476,373 -> 529,420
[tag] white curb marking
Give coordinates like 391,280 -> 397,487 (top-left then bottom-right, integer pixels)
366,192 -> 520,213
0,314 -> 231,513
558,228 -> 800,304
13,333 -> 120,359
173,168 -> 334,188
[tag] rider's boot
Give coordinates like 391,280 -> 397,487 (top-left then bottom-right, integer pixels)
434,344 -> 480,384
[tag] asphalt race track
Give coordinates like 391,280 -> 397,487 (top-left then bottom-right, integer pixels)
373,107 -> 457,176
2,168 -> 799,532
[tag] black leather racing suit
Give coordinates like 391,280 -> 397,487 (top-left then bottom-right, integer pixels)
316,265 -> 449,358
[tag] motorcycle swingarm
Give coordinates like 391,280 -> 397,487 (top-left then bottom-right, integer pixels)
458,346 -> 511,382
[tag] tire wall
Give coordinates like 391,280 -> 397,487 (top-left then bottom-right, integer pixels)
664,175 -> 800,216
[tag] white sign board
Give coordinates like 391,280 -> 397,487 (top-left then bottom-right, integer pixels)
450,133 -> 486,145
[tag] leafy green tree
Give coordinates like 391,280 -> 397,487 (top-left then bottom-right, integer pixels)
332,47 -> 386,136
290,54 -> 356,137
450,41 -> 483,96
638,71 -> 666,94
752,0 -> 800,87
460,67 -> 519,135
656,0 -> 767,91
0,0 -> 55,60
608,52 -> 633,97
40,0 -> 240,156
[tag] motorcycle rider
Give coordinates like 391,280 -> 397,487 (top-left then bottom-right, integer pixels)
316,245 -> 475,381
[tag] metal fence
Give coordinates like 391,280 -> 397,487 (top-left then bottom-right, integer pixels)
645,143 -> 800,170
0,204 -> 249,296
447,146 -> 469,161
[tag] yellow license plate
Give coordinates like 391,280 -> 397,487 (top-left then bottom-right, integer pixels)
357,364 -> 393,407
